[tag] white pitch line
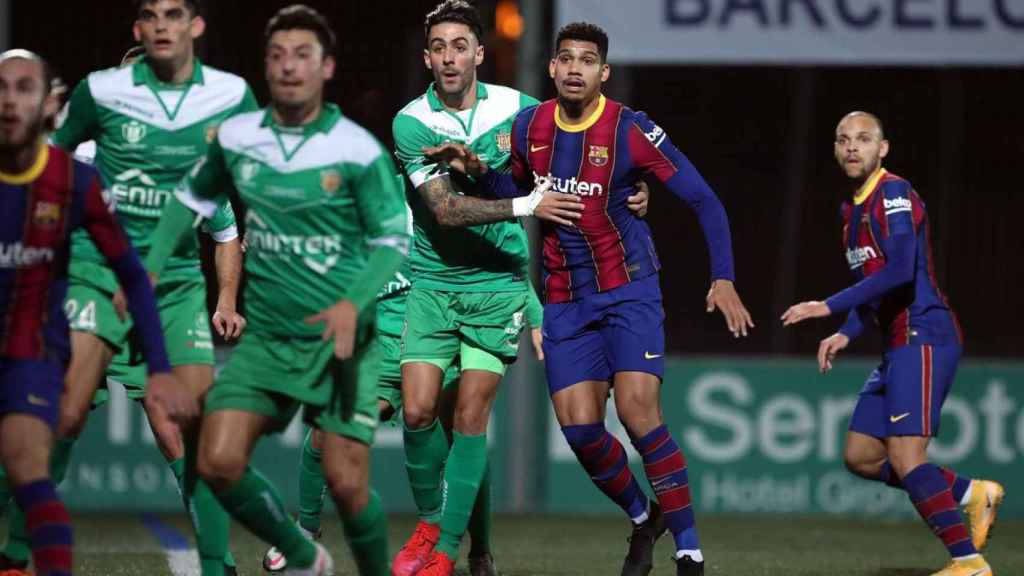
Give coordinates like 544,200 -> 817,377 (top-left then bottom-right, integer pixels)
166,548 -> 201,576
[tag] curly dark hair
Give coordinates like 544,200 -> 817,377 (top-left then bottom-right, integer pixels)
555,22 -> 609,62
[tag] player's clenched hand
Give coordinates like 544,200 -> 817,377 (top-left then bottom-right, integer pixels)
781,300 -> 831,326
817,332 -> 849,373
706,279 -> 754,337
531,327 -> 545,361
422,142 -> 488,178
145,372 -> 198,424
627,180 -> 650,218
212,307 -> 247,341
306,300 -> 358,360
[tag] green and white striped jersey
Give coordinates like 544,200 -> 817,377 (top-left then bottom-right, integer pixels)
176,104 -> 410,338
393,82 -> 539,292
53,58 -> 256,284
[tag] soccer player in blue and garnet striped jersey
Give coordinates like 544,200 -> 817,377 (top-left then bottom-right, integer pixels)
0,50 -> 195,576
429,22 -> 753,576
783,111 -> 1003,576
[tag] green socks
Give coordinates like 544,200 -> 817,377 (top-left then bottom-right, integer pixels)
0,437 -> 75,563
341,489 -> 389,576
437,432 -> 488,557
298,429 -> 327,534
218,467 -> 317,569
403,419 -> 449,523
467,460 -> 492,557
176,439 -> 236,576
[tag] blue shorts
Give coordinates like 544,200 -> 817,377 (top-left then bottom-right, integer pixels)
542,274 -> 665,395
0,358 -> 64,429
849,344 -> 961,438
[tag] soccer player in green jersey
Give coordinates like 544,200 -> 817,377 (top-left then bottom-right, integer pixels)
0,2 -> 254,575
390,3 -> 647,575
262,245 -> 547,574
146,5 -> 409,575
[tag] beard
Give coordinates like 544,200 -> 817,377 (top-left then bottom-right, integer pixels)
0,106 -> 45,154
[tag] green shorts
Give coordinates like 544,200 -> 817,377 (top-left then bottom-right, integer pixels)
376,293 -> 459,414
66,261 -> 214,366
400,287 -> 528,376
205,329 -> 380,445
66,262 -> 213,406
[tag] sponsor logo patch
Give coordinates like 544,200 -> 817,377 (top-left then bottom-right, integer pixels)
122,120 -> 147,144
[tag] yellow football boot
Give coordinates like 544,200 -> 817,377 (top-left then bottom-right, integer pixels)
964,480 -> 1005,551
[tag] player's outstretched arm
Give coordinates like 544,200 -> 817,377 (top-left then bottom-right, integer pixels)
629,113 -> 753,336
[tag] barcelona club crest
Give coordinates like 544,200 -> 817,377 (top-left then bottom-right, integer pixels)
588,145 -> 609,167
122,120 -> 147,144
496,131 -> 511,153
320,169 -> 342,195
33,201 -> 62,227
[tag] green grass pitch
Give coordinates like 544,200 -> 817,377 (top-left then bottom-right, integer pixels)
52,513 -> 1024,575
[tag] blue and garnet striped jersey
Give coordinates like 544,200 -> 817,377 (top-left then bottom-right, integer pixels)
495,95 -> 735,304
0,144 -> 168,370
827,169 -> 962,349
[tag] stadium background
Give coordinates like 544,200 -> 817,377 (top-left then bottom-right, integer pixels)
2,0 -> 1022,529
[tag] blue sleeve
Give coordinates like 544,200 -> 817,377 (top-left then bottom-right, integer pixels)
838,308 -> 865,340
109,251 -> 171,374
479,169 -> 528,199
825,182 -> 918,315
628,111 -> 735,281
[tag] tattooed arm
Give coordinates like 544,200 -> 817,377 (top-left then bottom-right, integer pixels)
418,175 -> 517,227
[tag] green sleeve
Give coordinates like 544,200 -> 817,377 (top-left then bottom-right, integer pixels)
346,152 -> 411,312
199,200 -> 239,243
143,197 -> 197,277
52,79 -> 100,150
145,139 -> 233,274
519,92 -> 541,109
525,281 -> 543,327
180,137 -> 233,212
392,113 -> 442,189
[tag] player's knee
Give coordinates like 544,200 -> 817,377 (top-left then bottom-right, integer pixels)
57,405 -> 89,439
453,402 -> 490,436
0,439 -> 49,485
843,452 -> 882,479
324,466 -> 368,515
614,397 -> 660,438
197,443 -> 246,490
402,401 -> 438,430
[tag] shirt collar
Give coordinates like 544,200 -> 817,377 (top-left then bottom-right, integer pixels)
132,56 -> 205,87
426,81 -> 488,112
853,168 -> 887,206
260,102 -> 342,135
